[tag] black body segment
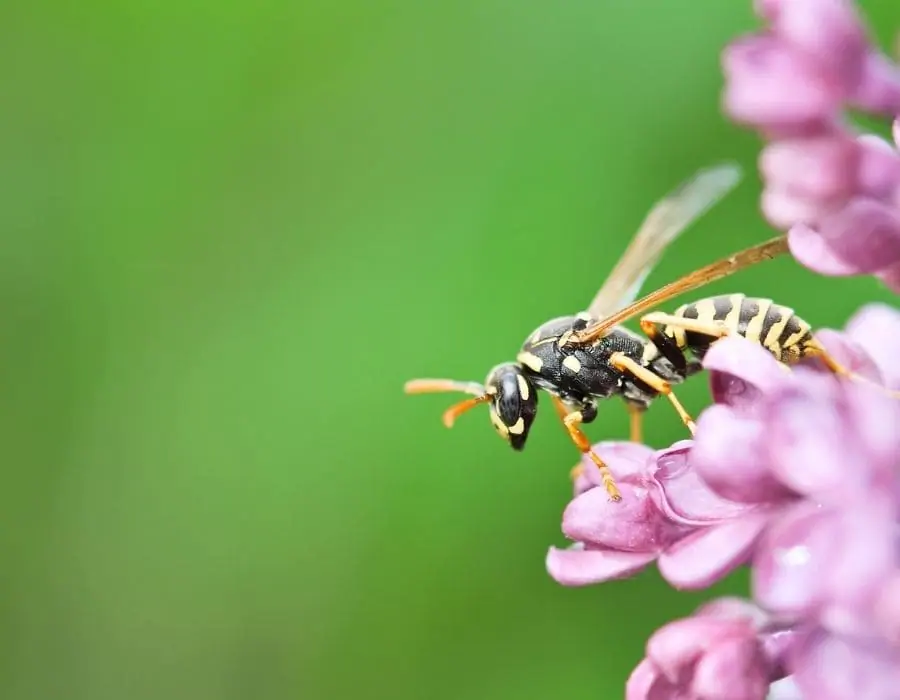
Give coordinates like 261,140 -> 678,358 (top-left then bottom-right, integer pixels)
517,314 -> 688,415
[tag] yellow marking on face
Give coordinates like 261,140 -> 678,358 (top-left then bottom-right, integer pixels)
723,293 -> 745,333
516,374 -> 530,401
507,417 -> 525,435
745,298 -> 772,343
692,297 -> 718,324
490,407 -> 509,437
562,355 -> 582,373
517,351 -> 543,372
529,336 -> 558,348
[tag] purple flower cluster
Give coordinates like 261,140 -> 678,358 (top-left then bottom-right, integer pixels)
547,306 -> 900,699
722,0 -> 900,290
543,3 -> 900,697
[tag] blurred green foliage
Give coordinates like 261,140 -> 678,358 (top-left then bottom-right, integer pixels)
1,1 -> 898,699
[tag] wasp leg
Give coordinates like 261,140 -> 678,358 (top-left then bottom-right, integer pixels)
626,402 -> 645,443
638,319 -> 688,375
551,395 -> 621,501
639,311 -> 733,343
610,352 -> 697,434
803,338 -> 900,399
551,396 -> 585,481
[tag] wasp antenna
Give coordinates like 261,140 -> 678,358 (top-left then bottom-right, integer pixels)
442,394 -> 491,428
404,378 -> 486,396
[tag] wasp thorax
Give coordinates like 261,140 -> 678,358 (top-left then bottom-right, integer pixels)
485,363 -> 538,450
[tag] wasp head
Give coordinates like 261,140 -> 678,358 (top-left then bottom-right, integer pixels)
484,363 -> 538,450
403,365 -> 537,450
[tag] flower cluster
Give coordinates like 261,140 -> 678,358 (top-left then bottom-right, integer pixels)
548,307 -> 900,699
722,0 -> 900,290
545,3 -> 900,697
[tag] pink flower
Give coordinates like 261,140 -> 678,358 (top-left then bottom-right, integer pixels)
553,6 -> 900,697
550,302 -> 900,698
625,598 -> 794,700
545,442 -> 769,590
789,629 -> 900,700
722,0 -> 900,289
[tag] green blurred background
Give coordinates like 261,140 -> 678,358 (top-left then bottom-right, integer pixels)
1,1 -> 898,699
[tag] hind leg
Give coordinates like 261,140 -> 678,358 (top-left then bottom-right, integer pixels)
801,338 -> 900,398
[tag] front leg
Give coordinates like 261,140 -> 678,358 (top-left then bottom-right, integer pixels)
551,395 -> 621,501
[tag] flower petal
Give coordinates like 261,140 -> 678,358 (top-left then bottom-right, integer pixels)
576,441 -> 656,490
761,187 -> 832,230
545,545 -> 657,586
722,35 -> 844,129
647,616 -> 751,682
703,336 -> 792,408
816,197 -> 900,274
840,383 -> 900,488
791,631 -> 900,700
697,597 -> 770,626
856,134 -> 900,200
625,658 -> 685,700
820,497 -> 897,636
771,0 -> 867,93
649,440 -> 762,521
812,328 -> 883,384
844,302 -> 900,388
659,514 -> 771,590
762,628 -> 804,677
873,572 -> 900,647
691,636 -> 771,700
562,480 -> 684,552
763,381 -> 865,497
788,222 -> 860,275
752,503 -> 838,615
690,405 -> 792,504
760,135 -> 858,200
625,658 -> 661,700
850,51 -> 900,114
875,260 -> 900,293
767,676 -> 803,700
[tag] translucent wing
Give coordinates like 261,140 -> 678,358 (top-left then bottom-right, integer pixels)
570,234 -> 790,346
586,162 -> 742,319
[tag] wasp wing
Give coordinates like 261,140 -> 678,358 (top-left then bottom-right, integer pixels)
571,234 -> 790,345
585,162 -> 742,320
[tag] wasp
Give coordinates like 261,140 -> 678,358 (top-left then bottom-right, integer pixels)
405,164 -> 886,501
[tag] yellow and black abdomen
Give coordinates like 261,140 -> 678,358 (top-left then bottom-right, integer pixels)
664,293 -> 816,365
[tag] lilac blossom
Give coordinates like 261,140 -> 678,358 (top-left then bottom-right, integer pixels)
545,441 -> 770,590
545,4 -> 900,697
625,598 -> 796,700
546,304 -> 900,699
721,0 -> 900,290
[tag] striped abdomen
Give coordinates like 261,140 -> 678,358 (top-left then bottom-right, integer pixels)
664,294 -> 816,364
